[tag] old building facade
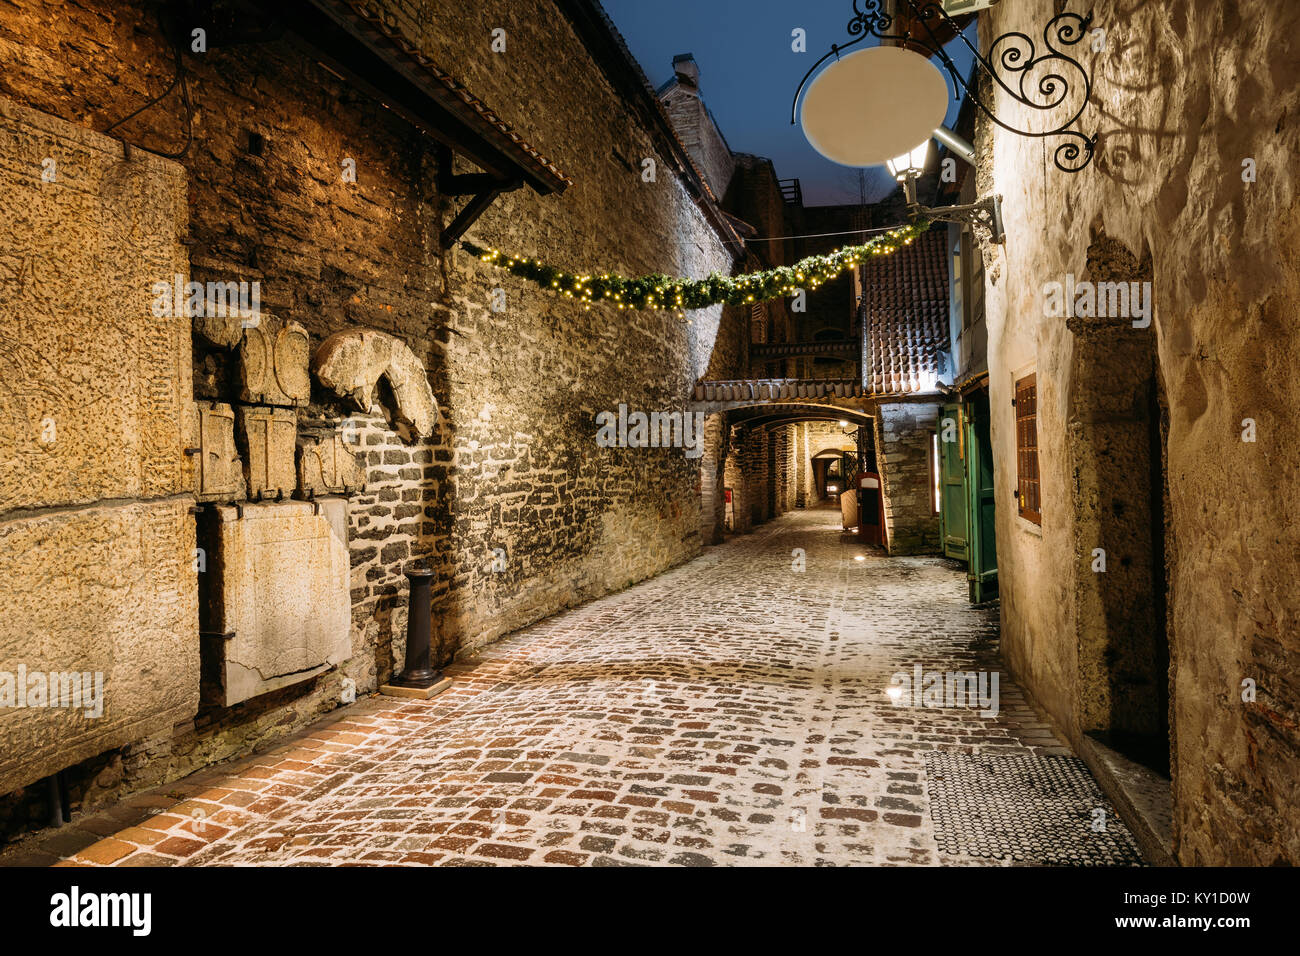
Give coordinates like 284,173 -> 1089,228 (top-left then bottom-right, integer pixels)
980,0 -> 1300,864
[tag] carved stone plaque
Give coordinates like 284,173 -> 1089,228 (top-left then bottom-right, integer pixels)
195,402 -> 244,501
298,432 -> 366,496
237,405 -> 296,500
237,315 -> 311,407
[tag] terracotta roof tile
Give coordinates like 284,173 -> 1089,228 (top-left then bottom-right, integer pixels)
859,229 -> 950,396
692,379 -> 866,402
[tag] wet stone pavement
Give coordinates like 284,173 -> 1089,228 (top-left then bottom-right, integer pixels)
7,508 -> 1141,867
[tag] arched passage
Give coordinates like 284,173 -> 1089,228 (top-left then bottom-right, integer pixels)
698,402 -> 876,539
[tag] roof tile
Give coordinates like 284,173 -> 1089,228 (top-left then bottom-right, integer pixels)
859,229 -> 950,395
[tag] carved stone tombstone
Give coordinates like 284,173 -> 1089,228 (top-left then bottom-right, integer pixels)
238,406 -> 297,500
197,499 -> 351,706
298,432 -> 367,496
194,402 -> 244,501
237,315 -> 311,407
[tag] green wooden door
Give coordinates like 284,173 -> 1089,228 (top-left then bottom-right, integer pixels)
964,392 -> 999,602
939,404 -> 967,560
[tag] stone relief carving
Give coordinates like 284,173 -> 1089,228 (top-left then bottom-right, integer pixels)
312,328 -> 438,439
298,432 -> 366,496
237,315 -> 311,406
194,401 -> 244,501
237,405 -> 296,501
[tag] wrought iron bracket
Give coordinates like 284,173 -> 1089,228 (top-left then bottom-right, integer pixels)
912,197 -> 1004,244
792,0 -> 1098,173
902,175 -> 1004,243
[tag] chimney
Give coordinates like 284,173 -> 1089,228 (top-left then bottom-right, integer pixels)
672,53 -> 700,90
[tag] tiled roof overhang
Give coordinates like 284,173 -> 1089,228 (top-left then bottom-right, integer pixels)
859,228 -> 950,396
751,340 -> 861,360
693,379 -> 868,403
287,0 -> 571,194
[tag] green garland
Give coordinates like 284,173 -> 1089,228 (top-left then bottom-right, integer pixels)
460,220 -> 930,313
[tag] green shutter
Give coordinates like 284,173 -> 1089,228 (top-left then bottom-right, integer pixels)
939,403 -> 967,560
964,392 -> 999,602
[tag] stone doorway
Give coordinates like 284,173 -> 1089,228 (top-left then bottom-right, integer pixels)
1067,235 -> 1172,777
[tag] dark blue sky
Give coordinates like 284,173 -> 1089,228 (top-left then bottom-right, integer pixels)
602,0 -> 973,207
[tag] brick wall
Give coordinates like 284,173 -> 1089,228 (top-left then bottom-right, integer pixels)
660,69 -> 735,201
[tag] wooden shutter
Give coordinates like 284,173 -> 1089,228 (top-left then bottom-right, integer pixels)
1015,374 -> 1041,524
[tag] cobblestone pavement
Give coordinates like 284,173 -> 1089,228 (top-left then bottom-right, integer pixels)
11,508 -> 1140,867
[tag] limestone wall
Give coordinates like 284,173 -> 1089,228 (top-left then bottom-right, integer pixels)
0,96 -> 197,795
982,0 -> 1300,863
875,402 -> 941,554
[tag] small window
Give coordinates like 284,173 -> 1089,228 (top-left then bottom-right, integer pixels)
1015,373 -> 1041,524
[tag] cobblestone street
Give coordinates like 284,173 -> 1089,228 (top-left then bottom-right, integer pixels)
13,509 -> 1139,867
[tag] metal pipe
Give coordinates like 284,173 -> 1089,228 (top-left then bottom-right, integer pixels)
46,770 -> 70,827
933,125 -> 977,166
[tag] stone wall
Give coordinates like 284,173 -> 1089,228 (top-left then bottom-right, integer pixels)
0,95 -> 197,797
875,402 -> 940,554
0,0 -> 738,816
698,413 -> 728,545
659,58 -> 735,201
721,431 -> 749,534
981,0 -> 1300,864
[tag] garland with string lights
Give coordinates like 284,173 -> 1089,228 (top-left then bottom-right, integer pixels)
460,220 -> 930,313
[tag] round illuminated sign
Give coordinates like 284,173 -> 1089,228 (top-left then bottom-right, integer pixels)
799,45 -> 950,167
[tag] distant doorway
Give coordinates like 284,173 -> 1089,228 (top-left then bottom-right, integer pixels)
812,447 -> 847,502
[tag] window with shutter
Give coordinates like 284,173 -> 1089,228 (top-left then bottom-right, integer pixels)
1015,373 -> 1041,524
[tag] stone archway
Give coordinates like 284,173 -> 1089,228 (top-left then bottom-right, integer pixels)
705,404 -> 873,537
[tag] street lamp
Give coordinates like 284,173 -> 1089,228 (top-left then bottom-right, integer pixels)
792,1 -> 1099,246
886,141 -> 930,182
883,137 -> 1006,245
793,1 -> 1097,174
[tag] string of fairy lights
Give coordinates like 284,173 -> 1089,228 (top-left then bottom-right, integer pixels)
459,220 -> 930,315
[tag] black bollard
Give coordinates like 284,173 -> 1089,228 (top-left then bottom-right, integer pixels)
387,568 -> 444,690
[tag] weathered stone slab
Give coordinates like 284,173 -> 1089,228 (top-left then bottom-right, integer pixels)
297,432 -> 366,496
198,499 -> 351,706
0,499 -> 199,794
312,328 -> 438,438
237,405 -> 297,500
237,315 -> 311,407
0,94 -> 193,514
195,401 -> 244,501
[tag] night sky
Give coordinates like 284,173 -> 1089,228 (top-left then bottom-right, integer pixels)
602,0 -> 974,207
